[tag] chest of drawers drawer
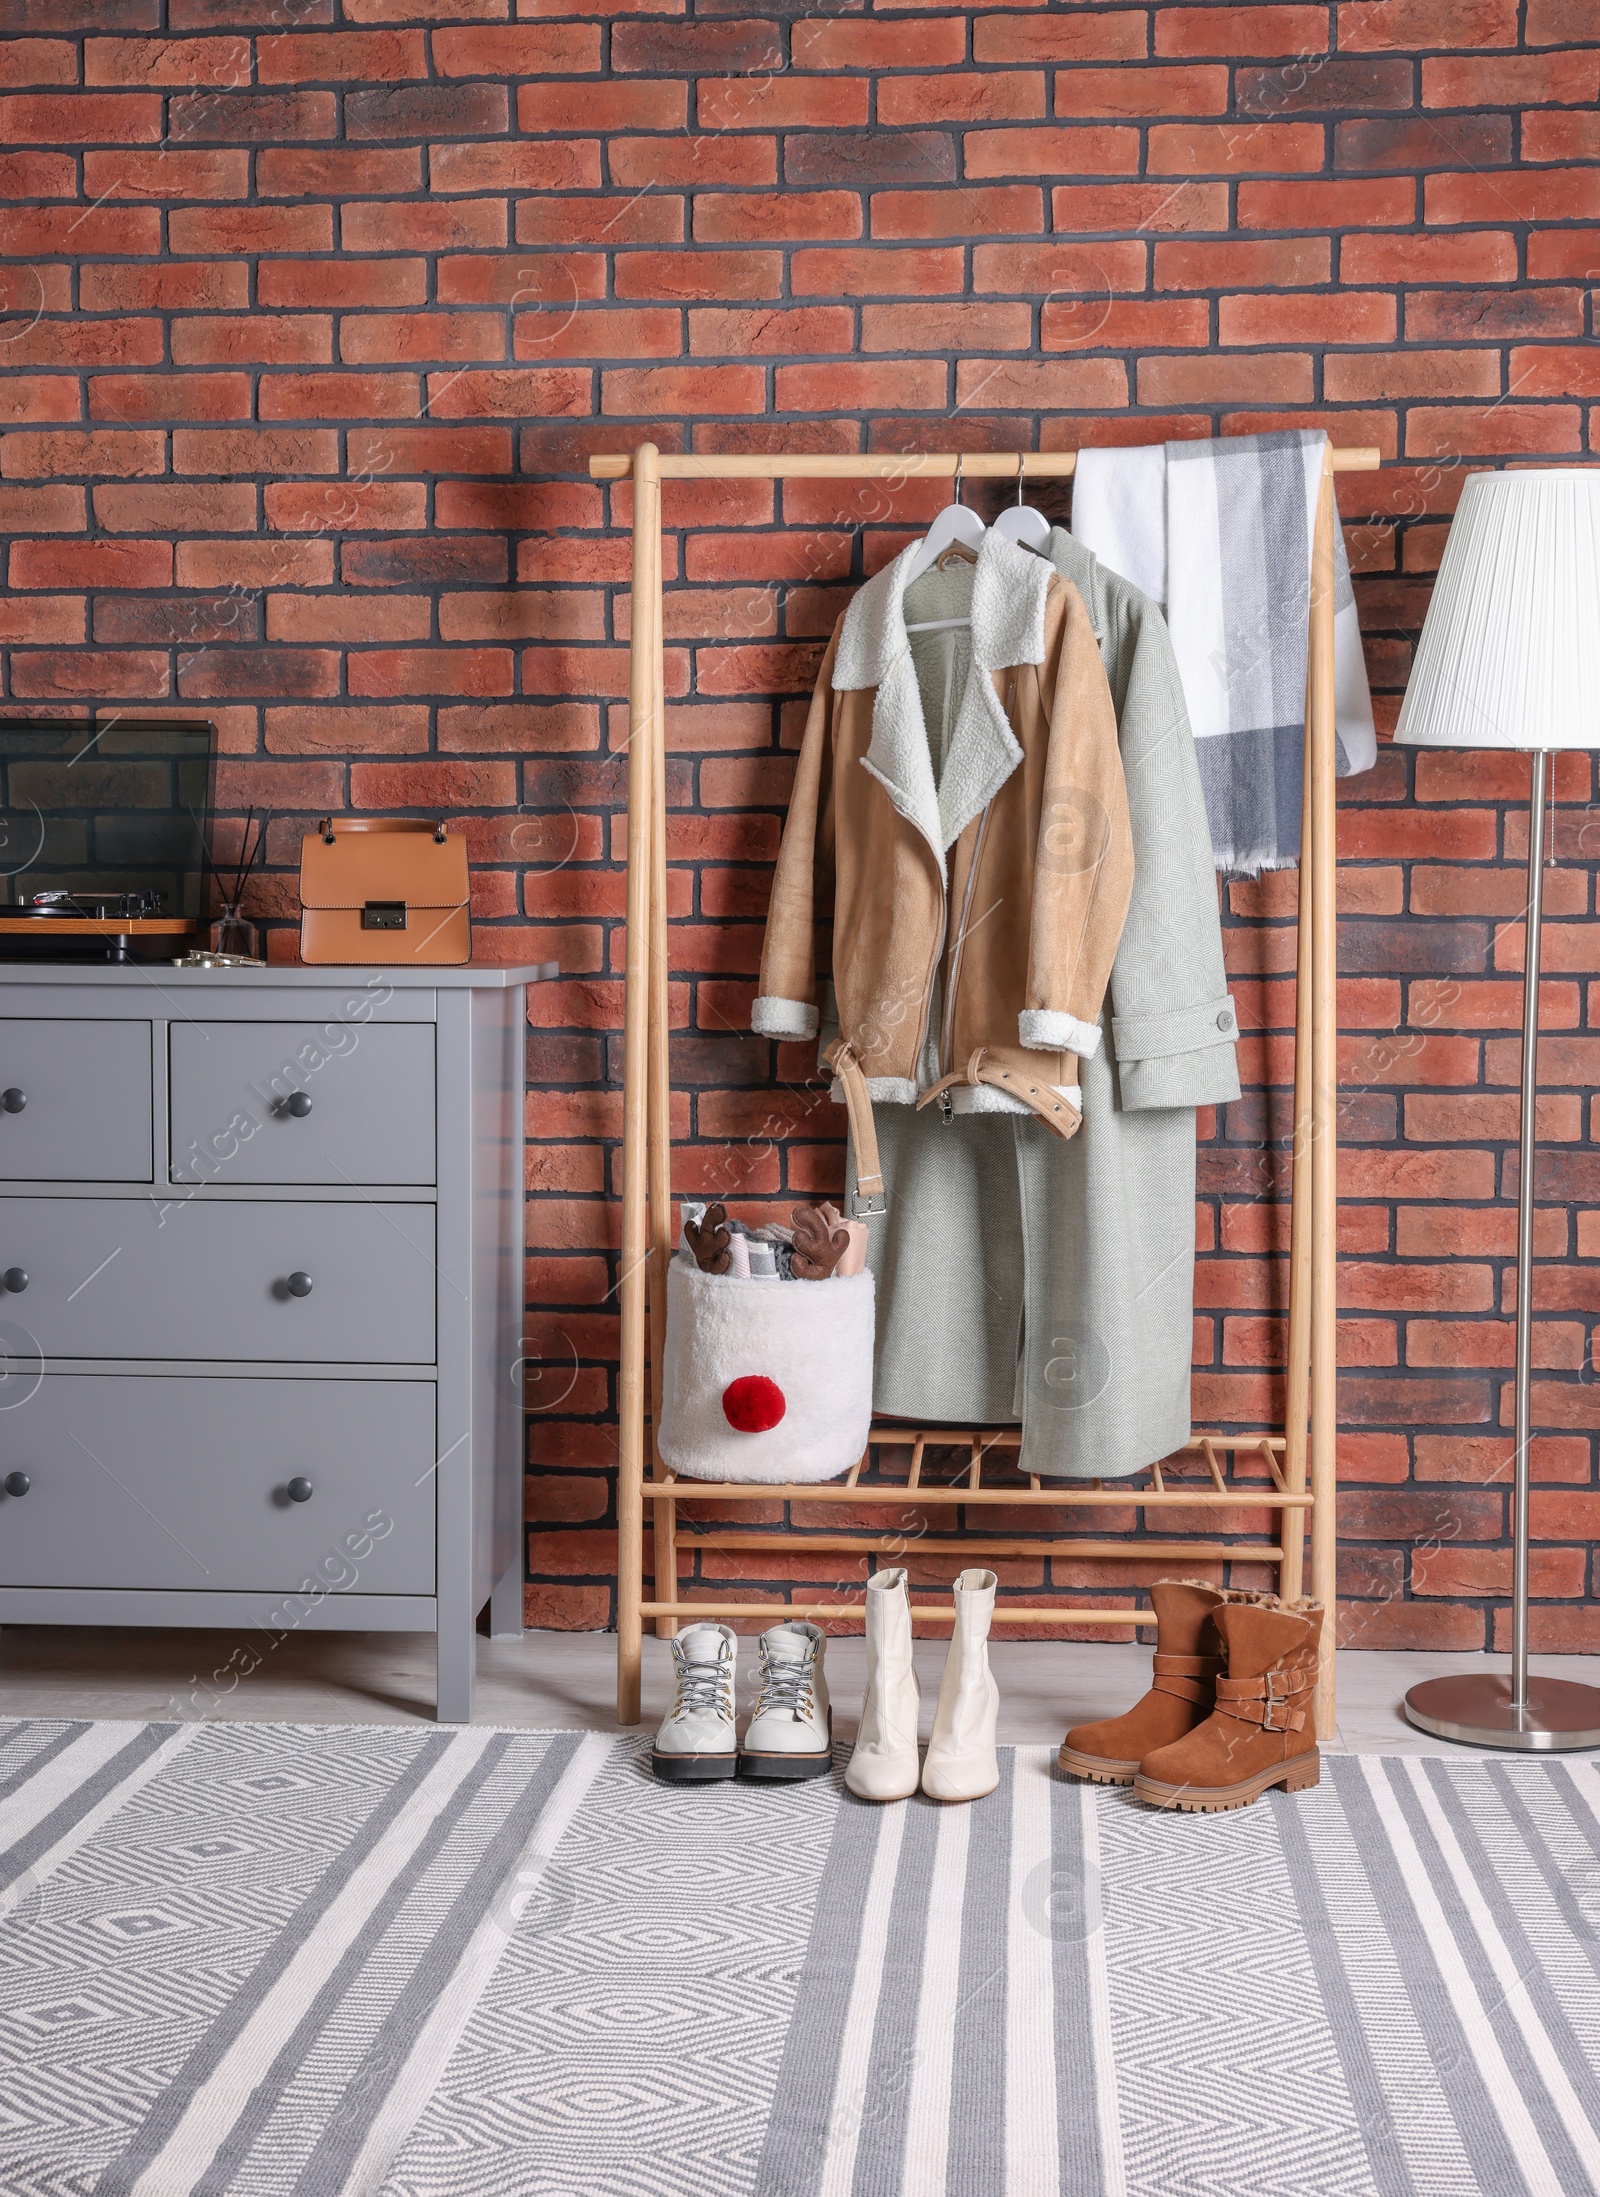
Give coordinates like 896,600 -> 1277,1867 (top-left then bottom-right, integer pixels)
0,1373 -> 436,1593
0,1019 -> 152,1182
0,1196 -> 436,1364
169,1020 -> 436,1187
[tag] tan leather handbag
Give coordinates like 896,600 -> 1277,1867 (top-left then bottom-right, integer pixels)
298,817 -> 471,965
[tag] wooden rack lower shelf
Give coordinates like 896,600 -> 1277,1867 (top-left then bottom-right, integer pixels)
649,1486 -> 1304,1508
643,1605 -> 1178,1626
645,1428 -> 1300,1510
682,1538 -> 1287,1560
644,1431 -> 1307,1627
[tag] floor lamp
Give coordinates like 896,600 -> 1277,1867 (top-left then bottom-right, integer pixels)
1396,468 -> 1600,1751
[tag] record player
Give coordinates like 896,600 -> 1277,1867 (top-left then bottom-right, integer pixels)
0,717 -> 214,962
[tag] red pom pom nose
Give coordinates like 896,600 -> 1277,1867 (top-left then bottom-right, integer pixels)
722,1374 -> 786,1433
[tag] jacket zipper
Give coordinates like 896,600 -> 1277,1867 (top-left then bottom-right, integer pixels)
913,625 -> 1002,1099
941,804 -> 989,1076
909,882 -> 946,1083
908,630 -> 957,1081
940,662 -> 1013,1085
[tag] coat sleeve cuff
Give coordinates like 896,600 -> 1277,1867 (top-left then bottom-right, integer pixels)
1118,1045 -> 1241,1112
752,995 -> 819,1041
1019,1007 -> 1102,1058
1112,994 -> 1238,1061
1112,993 -> 1241,1112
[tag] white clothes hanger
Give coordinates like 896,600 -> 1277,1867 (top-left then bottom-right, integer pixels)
992,453 -> 1051,550
903,455 -> 986,619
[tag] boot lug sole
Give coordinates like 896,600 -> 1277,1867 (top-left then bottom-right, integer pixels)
650,1752 -> 738,1783
738,1751 -> 832,1781
1056,1744 -> 1138,1786
1133,1755 -> 1320,1813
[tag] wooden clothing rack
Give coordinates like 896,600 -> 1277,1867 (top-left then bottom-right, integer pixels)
591,440 -> 1382,1739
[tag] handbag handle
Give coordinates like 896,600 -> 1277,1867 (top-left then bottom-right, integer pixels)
318,817 -> 448,845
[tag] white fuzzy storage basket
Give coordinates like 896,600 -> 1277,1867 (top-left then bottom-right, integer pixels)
657,1256 -> 875,1483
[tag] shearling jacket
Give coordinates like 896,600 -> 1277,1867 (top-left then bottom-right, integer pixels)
753,528 -> 1134,1141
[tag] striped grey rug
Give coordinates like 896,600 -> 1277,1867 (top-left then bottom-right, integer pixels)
0,1722 -> 1598,2195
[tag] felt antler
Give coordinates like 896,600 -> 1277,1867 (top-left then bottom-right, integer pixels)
684,1201 -> 732,1275
791,1201 -> 851,1281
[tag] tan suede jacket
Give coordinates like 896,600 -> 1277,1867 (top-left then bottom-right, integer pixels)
753,528 -> 1134,1143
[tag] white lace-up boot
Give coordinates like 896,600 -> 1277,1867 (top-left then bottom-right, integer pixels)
739,1621 -> 831,1780
651,1622 -> 738,1782
844,1568 -> 921,1802
921,1569 -> 1000,1802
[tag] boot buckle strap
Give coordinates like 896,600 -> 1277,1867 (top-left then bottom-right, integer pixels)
1260,1667 -> 1306,1733
1151,1651 -> 1220,1706
1216,1665 -> 1314,1733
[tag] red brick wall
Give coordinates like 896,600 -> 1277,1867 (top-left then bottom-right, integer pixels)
2,0 -> 1597,1650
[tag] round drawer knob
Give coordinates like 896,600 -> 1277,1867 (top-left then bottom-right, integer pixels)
286,1476 -> 314,1503
3,1471 -> 28,1498
287,1271 -> 313,1298
285,1092 -> 312,1119
1,1089 -> 25,1114
2,1269 -> 27,1294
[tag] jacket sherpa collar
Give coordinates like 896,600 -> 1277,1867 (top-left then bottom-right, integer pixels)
831,527 -> 1053,867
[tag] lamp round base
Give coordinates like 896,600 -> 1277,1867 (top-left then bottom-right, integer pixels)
1404,1673 -> 1600,1752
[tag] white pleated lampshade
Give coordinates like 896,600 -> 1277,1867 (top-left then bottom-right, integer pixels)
1394,467 -> 1600,752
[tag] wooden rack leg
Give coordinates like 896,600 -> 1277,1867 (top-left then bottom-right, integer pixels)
647,487 -> 677,1640
1309,449 -> 1340,1740
616,441 -> 661,1725
653,1494 -> 678,1641
1281,648 -> 1315,1607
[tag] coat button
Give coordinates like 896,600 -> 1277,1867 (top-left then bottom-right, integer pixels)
1216,1010 -> 1234,1031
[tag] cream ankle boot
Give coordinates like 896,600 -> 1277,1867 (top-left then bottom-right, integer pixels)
921,1569 -> 1000,1802
844,1568 -> 920,1801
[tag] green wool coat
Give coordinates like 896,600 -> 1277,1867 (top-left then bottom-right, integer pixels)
849,527 -> 1241,1480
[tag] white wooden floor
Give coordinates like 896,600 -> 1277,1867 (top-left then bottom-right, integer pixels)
0,1624 -> 1594,1758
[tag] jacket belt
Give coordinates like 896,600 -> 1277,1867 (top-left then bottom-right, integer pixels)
824,1041 -> 887,1219
916,1047 -> 1082,1139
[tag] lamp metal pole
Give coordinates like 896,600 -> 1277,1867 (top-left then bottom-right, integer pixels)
1510,747 -> 1545,1714
1404,748 -> 1600,1749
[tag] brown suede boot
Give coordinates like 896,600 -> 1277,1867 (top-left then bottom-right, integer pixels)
1058,1579 -> 1239,1786
1133,1596 -> 1322,1813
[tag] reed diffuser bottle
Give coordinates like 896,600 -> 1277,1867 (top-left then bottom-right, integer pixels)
209,808 -> 266,962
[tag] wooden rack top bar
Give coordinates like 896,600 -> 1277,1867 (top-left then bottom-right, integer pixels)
590,447 -> 1382,480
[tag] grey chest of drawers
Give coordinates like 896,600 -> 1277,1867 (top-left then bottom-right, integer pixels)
0,960 -> 554,1723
